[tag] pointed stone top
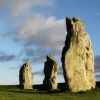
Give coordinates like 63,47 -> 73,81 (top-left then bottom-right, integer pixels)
66,17 -> 85,35
26,61 -> 31,64
66,17 -> 82,22
46,55 -> 56,62
23,61 -> 31,68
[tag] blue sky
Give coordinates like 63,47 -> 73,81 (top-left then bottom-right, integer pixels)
0,0 -> 100,85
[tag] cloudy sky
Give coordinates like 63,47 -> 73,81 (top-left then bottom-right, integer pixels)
0,0 -> 100,85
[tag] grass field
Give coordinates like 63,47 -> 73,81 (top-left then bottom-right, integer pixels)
0,83 -> 100,100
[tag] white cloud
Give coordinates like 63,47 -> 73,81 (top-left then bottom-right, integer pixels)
0,0 -> 54,18
1,0 -> 66,63
17,14 -> 65,39
10,14 -> 66,63
16,14 -> 66,61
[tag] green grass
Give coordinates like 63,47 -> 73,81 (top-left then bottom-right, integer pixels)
0,85 -> 100,100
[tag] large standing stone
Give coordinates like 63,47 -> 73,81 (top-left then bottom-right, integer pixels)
19,61 -> 33,89
61,17 -> 95,92
43,55 -> 59,89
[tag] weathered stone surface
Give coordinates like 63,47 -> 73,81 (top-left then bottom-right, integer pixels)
61,17 -> 95,92
43,55 -> 59,89
19,61 -> 33,89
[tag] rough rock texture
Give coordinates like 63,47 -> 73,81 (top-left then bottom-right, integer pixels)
19,61 -> 33,89
43,55 -> 59,89
61,17 -> 95,92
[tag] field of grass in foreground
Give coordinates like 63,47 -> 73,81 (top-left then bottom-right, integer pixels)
0,84 -> 100,100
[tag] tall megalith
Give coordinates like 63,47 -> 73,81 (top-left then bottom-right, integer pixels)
19,61 -> 33,89
61,17 -> 95,92
43,55 -> 59,89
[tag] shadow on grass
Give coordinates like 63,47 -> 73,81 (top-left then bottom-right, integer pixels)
96,82 -> 100,87
4,83 -> 68,94
7,90 -> 66,94
1,82 -> 100,94
33,83 -> 67,91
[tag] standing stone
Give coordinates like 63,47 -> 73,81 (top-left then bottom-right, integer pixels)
61,17 -> 95,92
19,61 -> 33,89
43,55 -> 59,89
